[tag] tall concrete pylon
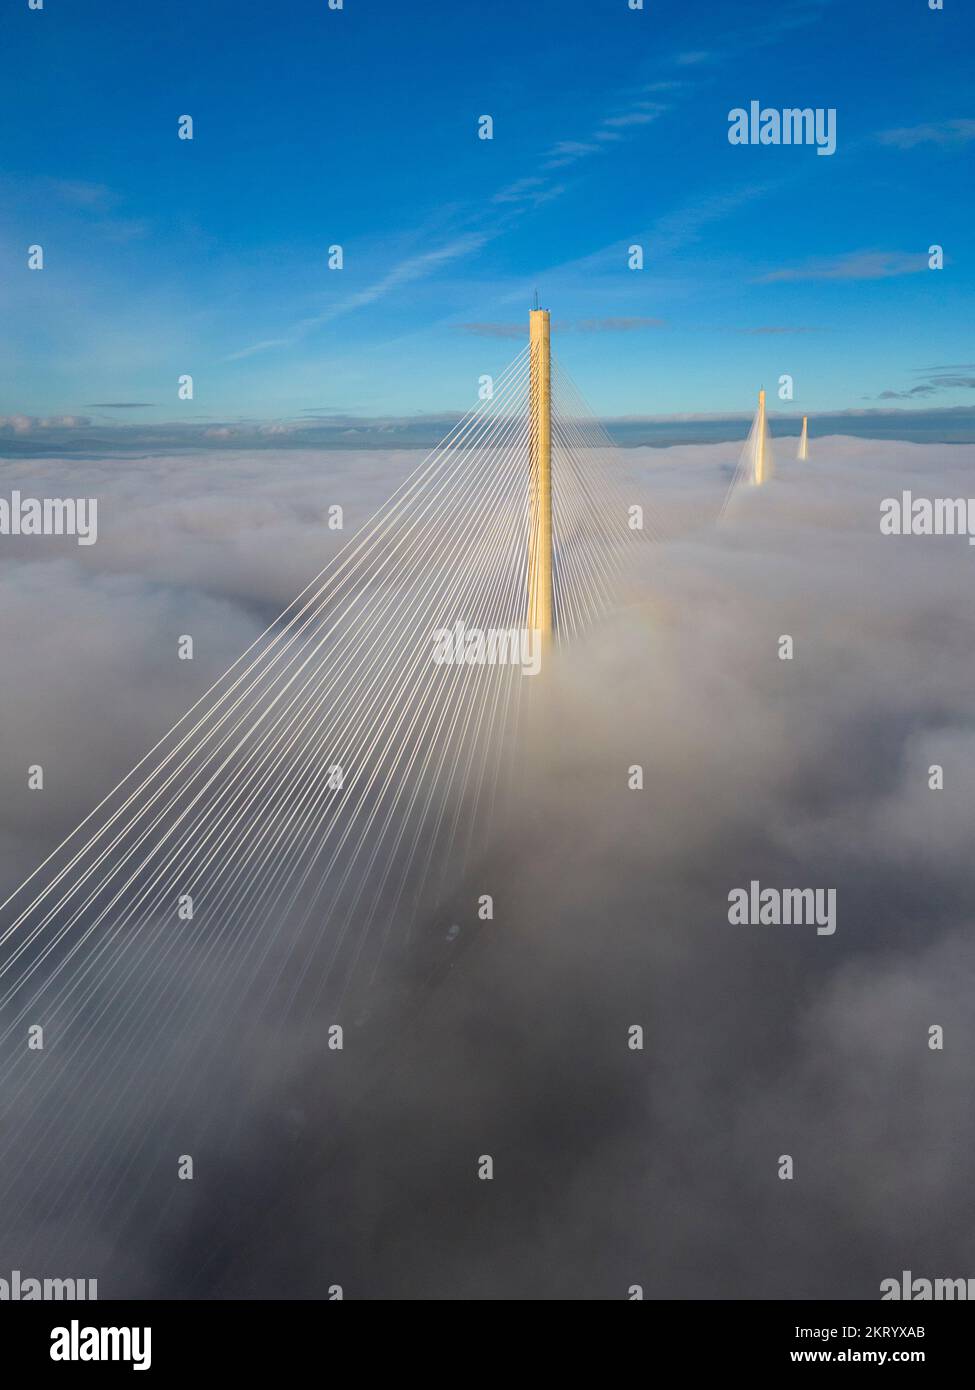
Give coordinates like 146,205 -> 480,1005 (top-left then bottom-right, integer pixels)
527,307 -> 553,641
754,387 -> 768,485
797,414 -> 808,461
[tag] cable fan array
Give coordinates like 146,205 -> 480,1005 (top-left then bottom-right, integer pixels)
0,346 -> 662,1265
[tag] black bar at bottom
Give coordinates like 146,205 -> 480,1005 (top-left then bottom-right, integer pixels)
0,1299 -> 969,1374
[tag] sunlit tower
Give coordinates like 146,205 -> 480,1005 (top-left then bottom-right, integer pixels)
754,388 -> 768,485
527,303 -> 553,642
797,414 -> 808,461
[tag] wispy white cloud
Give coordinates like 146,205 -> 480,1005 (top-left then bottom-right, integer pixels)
298,234 -> 489,325
877,119 -> 975,149
493,176 -> 566,204
600,110 -> 664,129
227,234 -> 490,362
225,338 -> 294,362
541,142 -> 601,170
536,94 -> 672,173
45,179 -> 118,210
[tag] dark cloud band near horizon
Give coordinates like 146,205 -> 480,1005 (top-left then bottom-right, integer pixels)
2,408 -> 975,457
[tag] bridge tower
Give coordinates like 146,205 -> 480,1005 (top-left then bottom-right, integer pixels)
755,387 -> 768,485
527,306 -> 553,641
797,414 -> 808,461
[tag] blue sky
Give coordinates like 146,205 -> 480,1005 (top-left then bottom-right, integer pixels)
2,0 -> 973,427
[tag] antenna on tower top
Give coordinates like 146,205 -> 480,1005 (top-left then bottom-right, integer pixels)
532,288 -> 539,312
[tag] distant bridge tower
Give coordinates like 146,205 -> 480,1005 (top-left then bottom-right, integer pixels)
754,387 -> 768,485
797,414 -> 808,461
527,306 -> 553,641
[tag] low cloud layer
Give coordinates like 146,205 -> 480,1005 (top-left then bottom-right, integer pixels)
1,435 -> 974,1298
